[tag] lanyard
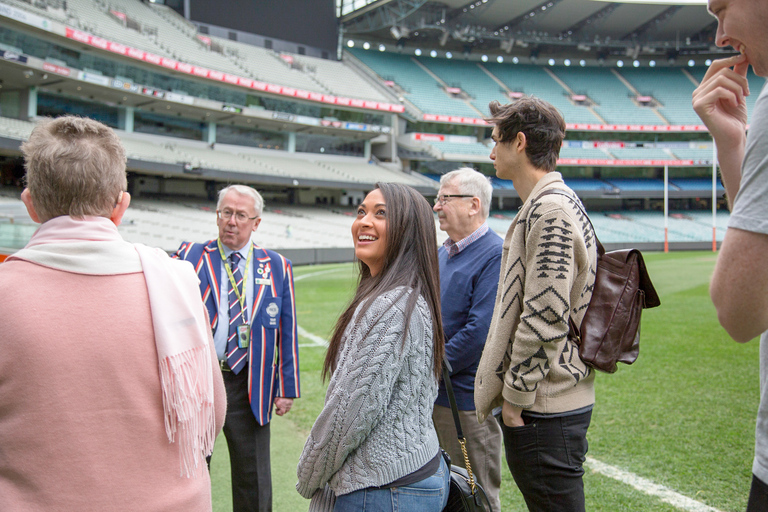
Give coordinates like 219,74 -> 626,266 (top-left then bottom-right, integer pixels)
218,239 -> 253,323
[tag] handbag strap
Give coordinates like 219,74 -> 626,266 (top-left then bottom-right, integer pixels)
442,357 -> 477,493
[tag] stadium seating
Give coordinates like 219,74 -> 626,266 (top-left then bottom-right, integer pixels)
603,178 -> 666,191
64,0 -> 173,59
485,208 -> 728,244
0,194 -> 37,252
559,145 -> 613,159
427,139 -> 491,158
607,147 -> 673,159
414,57 -> 508,115
482,63 -> 603,124
617,67 -> 702,125
348,49 -> 480,117
563,178 -> 616,192
292,53 -> 392,102
0,116 -> 36,140
670,178 -> 724,191
551,67 -> 663,125
668,147 -> 714,162
218,36 -> 329,94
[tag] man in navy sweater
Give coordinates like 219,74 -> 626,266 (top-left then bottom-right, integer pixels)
432,167 -> 503,512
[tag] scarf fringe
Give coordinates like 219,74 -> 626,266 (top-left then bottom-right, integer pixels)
159,345 -> 216,478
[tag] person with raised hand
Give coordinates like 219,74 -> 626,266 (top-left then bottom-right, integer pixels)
692,1 -> 768,509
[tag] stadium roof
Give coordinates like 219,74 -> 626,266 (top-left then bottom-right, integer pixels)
339,0 -> 724,61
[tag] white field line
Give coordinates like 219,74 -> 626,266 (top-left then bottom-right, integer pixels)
586,457 -> 723,512
295,266 -> 348,347
293,266 -> 349,282
298,325 -> 328,348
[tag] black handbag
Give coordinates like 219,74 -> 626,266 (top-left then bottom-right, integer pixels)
442,359 -> 491,512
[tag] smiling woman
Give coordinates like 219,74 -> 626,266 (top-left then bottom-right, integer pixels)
296,182 -> 449,512
351,188 -> 388,276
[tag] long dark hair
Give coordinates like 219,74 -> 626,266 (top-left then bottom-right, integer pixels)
322,182 -> 445,381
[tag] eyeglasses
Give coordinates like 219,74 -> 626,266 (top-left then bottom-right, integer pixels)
433,194 -> 473,206
217,209 -> 259,223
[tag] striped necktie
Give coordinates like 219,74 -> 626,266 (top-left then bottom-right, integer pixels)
226,252 -> 248,374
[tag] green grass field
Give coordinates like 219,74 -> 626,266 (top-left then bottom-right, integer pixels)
211,252 -> 759,512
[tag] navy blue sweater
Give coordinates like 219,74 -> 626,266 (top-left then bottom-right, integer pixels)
436,229 -> 503,411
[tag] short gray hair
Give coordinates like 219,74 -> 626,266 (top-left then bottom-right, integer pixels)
21,116 -> 127,221
439,167 -> 493,218
217,184 -> 264,216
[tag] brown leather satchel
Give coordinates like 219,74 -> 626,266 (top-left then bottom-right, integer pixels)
536,189 -> 661,373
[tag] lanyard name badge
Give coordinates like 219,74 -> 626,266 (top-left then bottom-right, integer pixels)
219,240 -> 253,349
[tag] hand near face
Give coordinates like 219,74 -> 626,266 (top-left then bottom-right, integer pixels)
692,54 -> 750,147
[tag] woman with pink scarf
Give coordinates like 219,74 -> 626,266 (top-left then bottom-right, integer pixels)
0,116 -> 226,511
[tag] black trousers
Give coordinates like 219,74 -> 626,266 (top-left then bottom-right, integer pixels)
216,367 -> 272,512
747,474 -> 768,512
502,409 -> 592,512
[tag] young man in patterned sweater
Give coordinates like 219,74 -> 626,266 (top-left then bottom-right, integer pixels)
475,96 -> 598,512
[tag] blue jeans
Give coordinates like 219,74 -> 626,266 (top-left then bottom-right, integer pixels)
333,457 -> 450,512
502,409 -> 592,512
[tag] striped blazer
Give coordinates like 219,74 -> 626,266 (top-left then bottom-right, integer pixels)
174,239 -> 300,425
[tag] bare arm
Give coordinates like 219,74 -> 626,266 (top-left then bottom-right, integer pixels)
692,54 -> 750,208
710,227 -> 768,342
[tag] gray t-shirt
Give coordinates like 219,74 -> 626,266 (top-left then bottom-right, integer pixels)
728,79 -> 768,485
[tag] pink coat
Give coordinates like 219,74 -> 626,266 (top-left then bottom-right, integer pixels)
0,260 -> 226,512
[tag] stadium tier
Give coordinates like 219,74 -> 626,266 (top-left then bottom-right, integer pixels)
0,189 -> 730,254
0,0 -> 737,258
347,48 -> 481,118
481,62 -> 603,125
549,66 -> 663,125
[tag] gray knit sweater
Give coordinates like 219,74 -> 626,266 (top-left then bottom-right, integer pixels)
296,287 -> 440,498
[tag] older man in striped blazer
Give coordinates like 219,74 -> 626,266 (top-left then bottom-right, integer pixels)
174,184 -> 300,512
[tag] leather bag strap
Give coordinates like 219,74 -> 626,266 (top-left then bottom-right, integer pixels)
534,188 -> 604,256
531,188 -> 599,344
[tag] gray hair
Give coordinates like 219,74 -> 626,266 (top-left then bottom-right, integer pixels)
217,184 -> 264,216
439,167 -> 493,218
21,116 -> 127,221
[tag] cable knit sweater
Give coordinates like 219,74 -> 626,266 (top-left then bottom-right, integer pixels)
475,172 -> 598,422
296,287 -> 440,498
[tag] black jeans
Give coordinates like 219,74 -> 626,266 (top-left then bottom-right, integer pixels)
747,474 -> 768,512
502,409 -> 592,512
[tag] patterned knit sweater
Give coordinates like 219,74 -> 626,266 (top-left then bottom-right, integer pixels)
475,172 -> 598,422
296,287 -> 440,498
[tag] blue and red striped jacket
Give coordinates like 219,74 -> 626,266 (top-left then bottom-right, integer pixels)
174,239 -> 300,425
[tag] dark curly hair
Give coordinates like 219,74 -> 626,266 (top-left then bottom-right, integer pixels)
487,96 -> 566,173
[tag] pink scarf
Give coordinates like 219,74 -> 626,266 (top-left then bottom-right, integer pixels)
10,216 -> 215,478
